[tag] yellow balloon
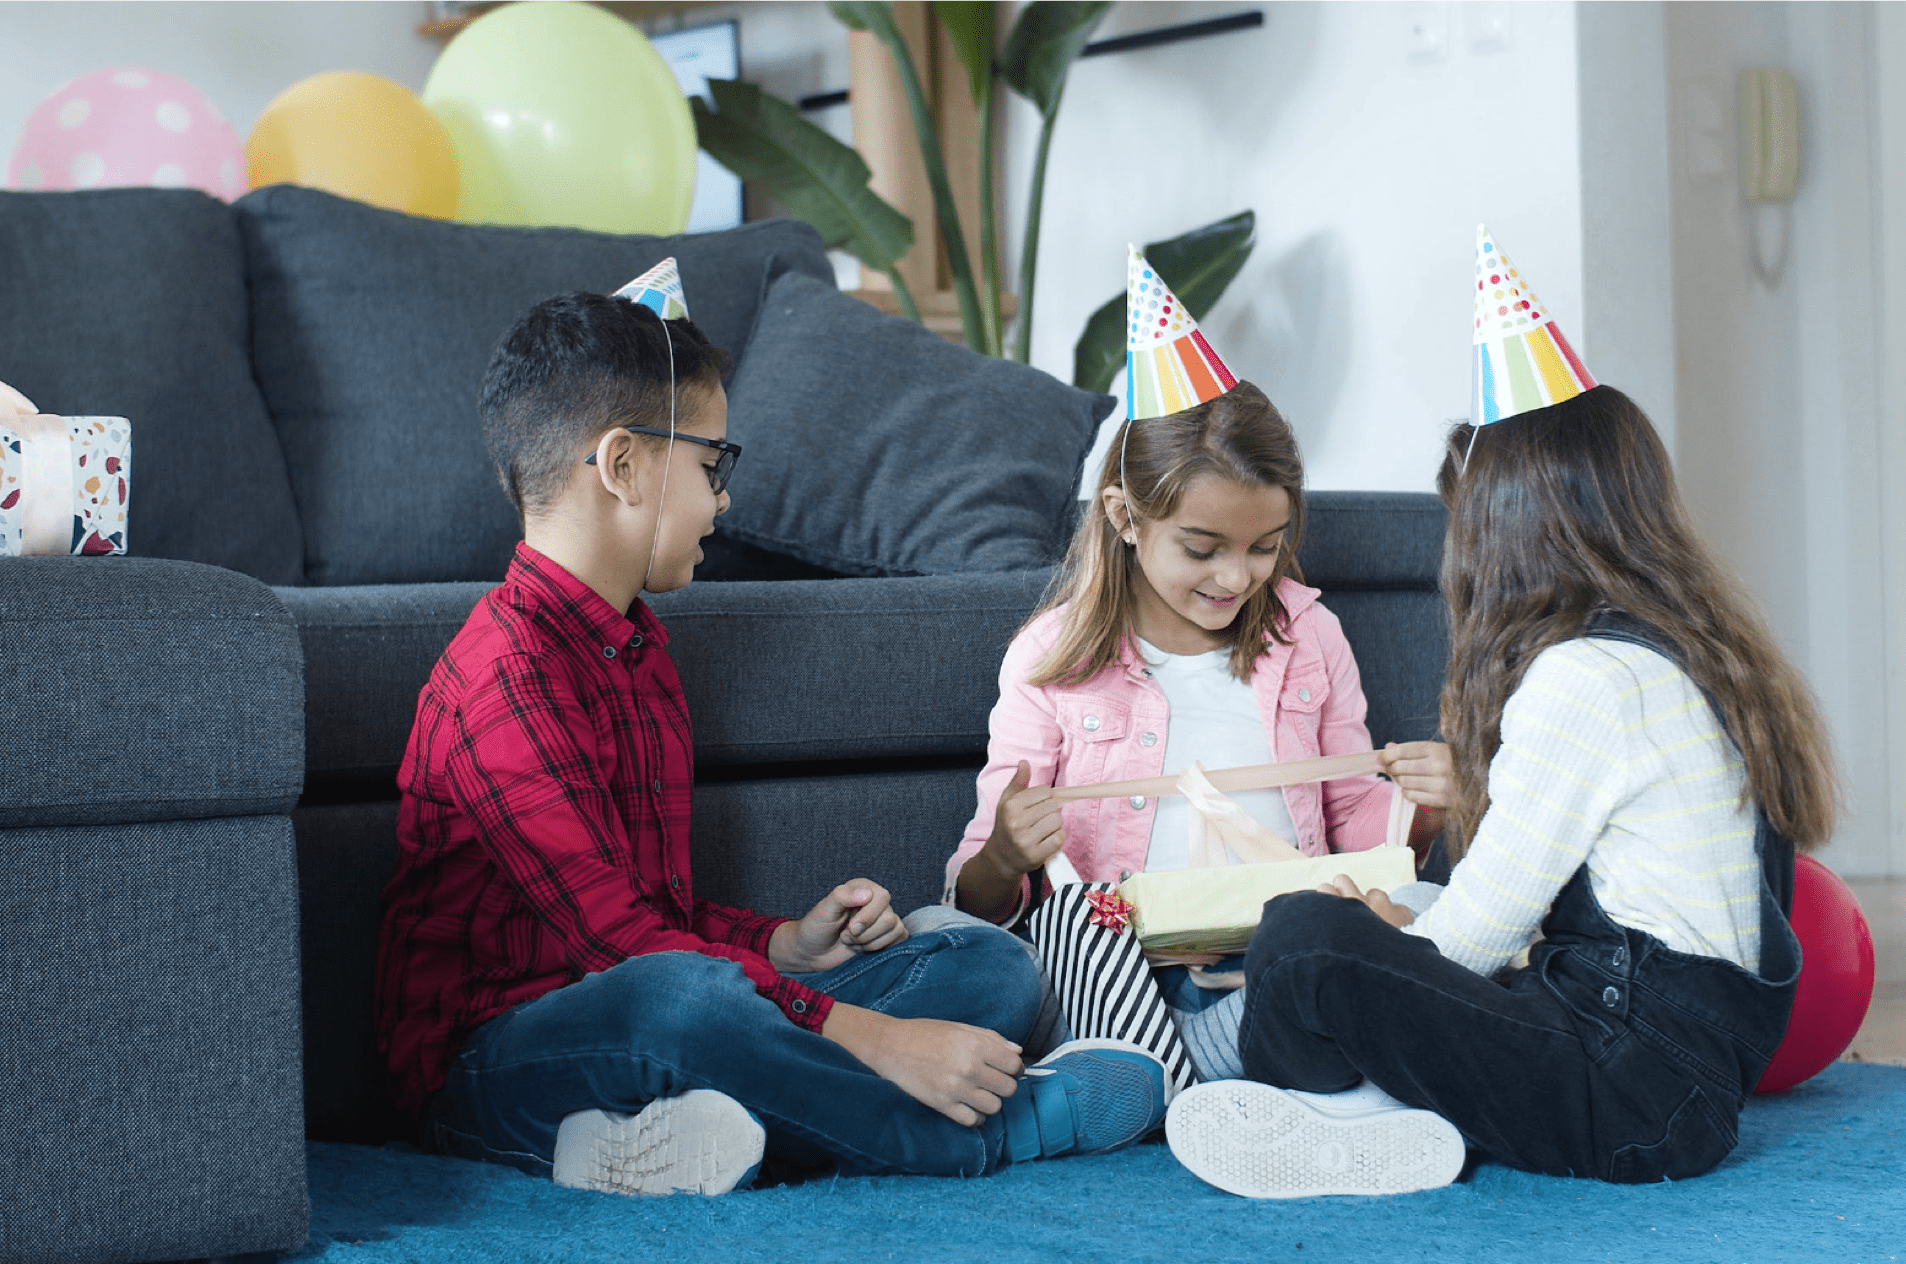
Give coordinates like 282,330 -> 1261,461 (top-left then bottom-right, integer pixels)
422,1 -> 696,235
247,72 -> 459,218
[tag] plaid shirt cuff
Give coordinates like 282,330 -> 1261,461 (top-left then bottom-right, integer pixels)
726,911 -> 788,960
768,975 -> 835,1033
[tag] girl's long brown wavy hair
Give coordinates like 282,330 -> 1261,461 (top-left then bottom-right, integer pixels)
1437,384 -> 1837,859
1030,381 -> 1306,686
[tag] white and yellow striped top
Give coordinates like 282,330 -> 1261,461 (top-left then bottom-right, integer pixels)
1407,638 -> 1763,976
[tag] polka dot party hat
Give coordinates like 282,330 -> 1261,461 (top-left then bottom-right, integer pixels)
1125,244 -> 1238,422
614,257 -> 690,322
1471,224 -> 1595,425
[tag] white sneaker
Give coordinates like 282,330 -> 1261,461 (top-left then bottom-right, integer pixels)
552,1090 -> 765,1196
1166,1079 -> 1466,1198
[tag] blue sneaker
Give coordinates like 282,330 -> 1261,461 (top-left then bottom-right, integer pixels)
1000,1038 -> 1169,1163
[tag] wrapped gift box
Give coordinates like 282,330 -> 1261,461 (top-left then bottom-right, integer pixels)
1,386 -> 131,557
1121,845 -> 1417,955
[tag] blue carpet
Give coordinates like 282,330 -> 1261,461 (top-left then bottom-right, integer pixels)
291,1062 -> 1905,1264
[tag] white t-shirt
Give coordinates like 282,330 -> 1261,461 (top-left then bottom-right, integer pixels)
1137,637 -> 1298,872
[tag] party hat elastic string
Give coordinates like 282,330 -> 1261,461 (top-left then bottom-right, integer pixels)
639,317 -> 676,594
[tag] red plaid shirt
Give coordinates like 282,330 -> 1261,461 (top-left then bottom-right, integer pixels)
375,543 -> 832,1114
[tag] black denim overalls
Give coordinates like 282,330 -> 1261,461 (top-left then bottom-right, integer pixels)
1239,620 -> 1803,1182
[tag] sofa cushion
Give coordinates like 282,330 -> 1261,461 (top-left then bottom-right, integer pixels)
0,557 -> 305,829
719,270 -> 1115,577
0,189 -> 306,583
233,186 -> 836,586
1297,491 -> 1447,590
282,570 -> 1053,788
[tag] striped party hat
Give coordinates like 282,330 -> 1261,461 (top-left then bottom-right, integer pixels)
1471,225 -> 1594,425
614,256 -> 690,321
1126,245 -> 1239,421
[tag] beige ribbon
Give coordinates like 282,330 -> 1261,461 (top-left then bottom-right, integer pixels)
0,382 -> 74,556
1050,748 -> 1385,804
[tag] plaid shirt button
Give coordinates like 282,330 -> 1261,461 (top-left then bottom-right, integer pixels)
602,645 -> 616,659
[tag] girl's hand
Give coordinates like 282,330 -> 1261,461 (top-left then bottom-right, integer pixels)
1317,873 -> 1415,929
980,760 -> 1067,879
1378,740 -> 1454,809
770,880 -> 907,974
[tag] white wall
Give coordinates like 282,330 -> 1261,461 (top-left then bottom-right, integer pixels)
1874,5 -> 1906,878
1664,1 -> 1897,876
0,3 -> 440,162
1003,1 -> 1585,494
1576,1 -> 1675,451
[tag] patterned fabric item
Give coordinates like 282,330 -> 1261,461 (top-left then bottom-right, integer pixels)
1027,881 -> 1196,1092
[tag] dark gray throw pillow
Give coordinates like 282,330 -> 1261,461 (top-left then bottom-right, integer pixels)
721,271 -> 1113,577
0,189 -> 306,584
233,186 -> 835,586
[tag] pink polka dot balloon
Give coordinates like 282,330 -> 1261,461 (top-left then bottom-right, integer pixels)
6,67 -> 249,200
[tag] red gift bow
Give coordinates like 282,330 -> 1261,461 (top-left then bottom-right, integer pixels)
1085,888 -> 1135,934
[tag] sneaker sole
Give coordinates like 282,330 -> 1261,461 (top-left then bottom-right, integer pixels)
552,1090 -> 765,1196
1166,1081 -> 1465,1198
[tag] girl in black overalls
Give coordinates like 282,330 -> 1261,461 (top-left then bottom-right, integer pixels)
1164,384 -> 1839,1196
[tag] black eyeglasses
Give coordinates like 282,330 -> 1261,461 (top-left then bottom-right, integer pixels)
585,426 -> 743,494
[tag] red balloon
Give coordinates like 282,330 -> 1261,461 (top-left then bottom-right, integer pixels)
1755,854 -> 1876,1093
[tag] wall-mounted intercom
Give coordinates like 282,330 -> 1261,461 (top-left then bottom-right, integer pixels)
1741,67 -> 1802,203
1741,67 -> 1801,286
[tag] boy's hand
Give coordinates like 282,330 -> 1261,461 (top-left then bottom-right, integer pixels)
979,760 -> 1066,881
822,1004 -> 1023,1126
770,880 -> 907,974
1317,873 -> 1415,929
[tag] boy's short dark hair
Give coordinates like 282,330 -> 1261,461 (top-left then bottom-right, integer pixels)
479,291 -> 731,519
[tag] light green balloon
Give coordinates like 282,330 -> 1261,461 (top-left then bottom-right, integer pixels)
423,1 -> 696,234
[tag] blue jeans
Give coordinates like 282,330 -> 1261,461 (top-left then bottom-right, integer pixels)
425,921 -> 1044,1181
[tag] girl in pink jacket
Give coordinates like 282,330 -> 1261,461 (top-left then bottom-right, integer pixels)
943,379 -> 1450,1080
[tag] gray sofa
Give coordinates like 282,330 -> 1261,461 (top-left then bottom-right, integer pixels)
0,185 -> 1449,1264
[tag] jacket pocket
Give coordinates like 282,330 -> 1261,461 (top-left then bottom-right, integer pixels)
1279,666 -> 1330,715
1055,697 -> 1132,785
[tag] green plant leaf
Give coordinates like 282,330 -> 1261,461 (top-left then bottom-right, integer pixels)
826,0 -> 879,31
691,79 -> 913,273
999,0 -> 1111,119
1072,211 -> 1257,396
933,1 -> 997,106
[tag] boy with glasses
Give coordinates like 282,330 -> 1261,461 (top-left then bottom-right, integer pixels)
374,264 -> 1167,1197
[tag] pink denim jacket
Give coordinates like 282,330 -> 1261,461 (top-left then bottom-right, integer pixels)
944,577 -> 1392,915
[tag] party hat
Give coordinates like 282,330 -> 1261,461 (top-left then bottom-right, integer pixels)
1471,225 -> 1594,425
1125,245 -> 1238,421
615,256 -> 689,321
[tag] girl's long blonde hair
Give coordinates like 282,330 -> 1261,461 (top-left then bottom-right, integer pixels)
1437,384 -> 1838,858
1030,381 -> 1306,687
